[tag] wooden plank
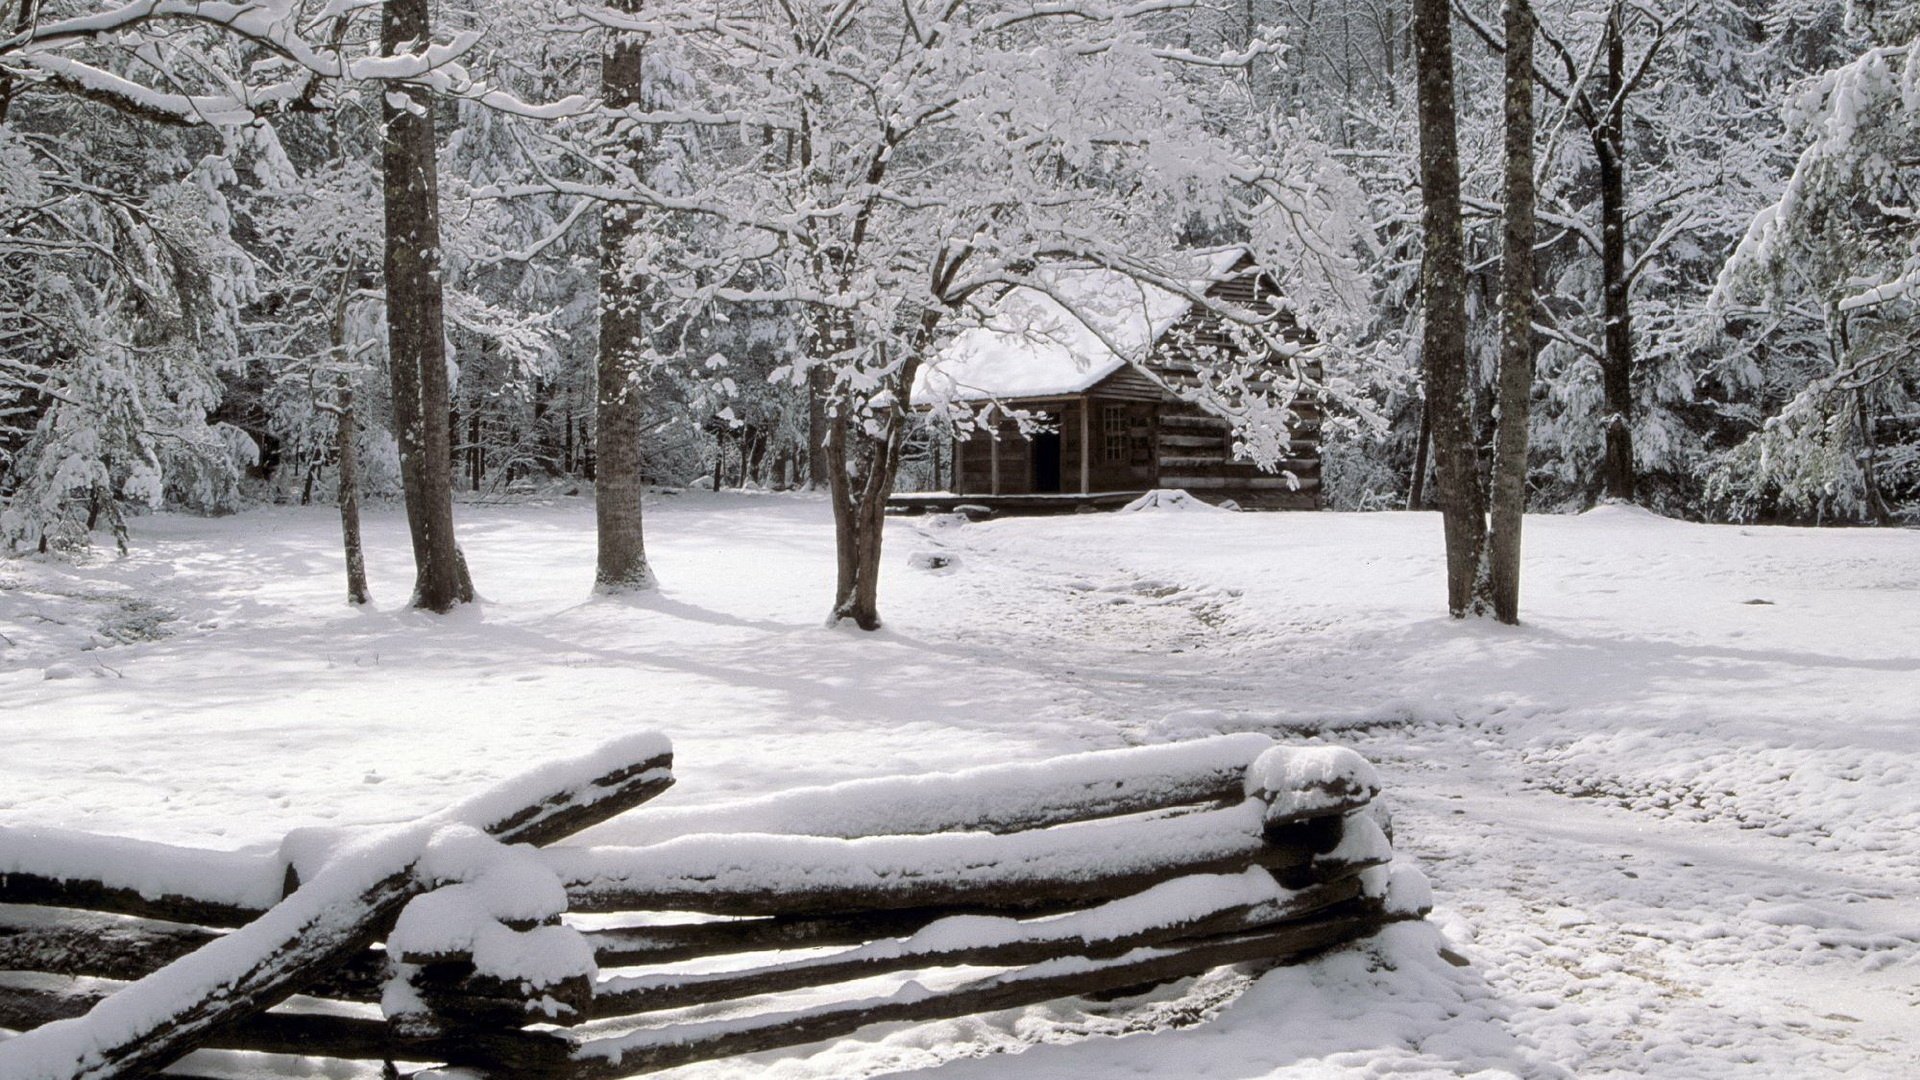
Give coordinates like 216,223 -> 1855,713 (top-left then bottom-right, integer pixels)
0,742 -> 673,1080
586,877 -> 1364,1019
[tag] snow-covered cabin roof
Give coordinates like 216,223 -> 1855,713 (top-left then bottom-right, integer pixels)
911,247 -> 1251,406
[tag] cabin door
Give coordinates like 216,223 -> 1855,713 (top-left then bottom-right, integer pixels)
1031,419 -> 1062,493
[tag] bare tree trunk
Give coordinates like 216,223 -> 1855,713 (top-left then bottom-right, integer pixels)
327,259 -> 371,606
1595,1 -> 1634,504
336,379 -> 370,606
1487,0 -> 1537,625
468,411 -> 482,492
381,0 -> 473,613
1413,0 -> 1488,618
825,407 -> 909,631
807,368 -> 830,489
822,321 -> 935,630
593,0 -> 657,594
1407,399 -> 1432,510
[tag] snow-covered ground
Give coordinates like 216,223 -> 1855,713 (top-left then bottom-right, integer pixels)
3,493 -> 1917,1078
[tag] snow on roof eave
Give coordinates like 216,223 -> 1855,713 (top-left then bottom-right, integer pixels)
912,356 -> 1134,408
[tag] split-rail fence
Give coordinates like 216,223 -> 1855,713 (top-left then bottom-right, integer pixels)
0,732 -> 1428,1079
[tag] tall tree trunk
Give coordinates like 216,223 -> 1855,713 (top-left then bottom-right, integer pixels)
329,259 -> 370,606
1488,0 -> 1536,625
822,316 -> 938,630
807,367 -> 830,489
1412,0 -> 1488,617
381,0 -> 473,612
1595,1 -> 1635,503
1407,399 -> 1432,510
593,0 -> 657,593
825,405 -> 910,631
336,379 -> 370,606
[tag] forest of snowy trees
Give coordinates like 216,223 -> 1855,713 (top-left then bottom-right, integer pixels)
1,0 -> 1916,615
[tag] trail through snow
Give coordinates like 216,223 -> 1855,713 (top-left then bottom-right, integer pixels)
2,493 -> 1916,1078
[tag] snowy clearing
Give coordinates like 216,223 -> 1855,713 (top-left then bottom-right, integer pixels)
3,492 -> 1918,1078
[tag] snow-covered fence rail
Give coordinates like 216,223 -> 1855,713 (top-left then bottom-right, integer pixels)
0,734 -> 1427,1079
0,734 -> 676,1080
398,736 -> 1430,1079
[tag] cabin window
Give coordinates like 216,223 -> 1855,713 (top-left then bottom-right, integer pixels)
1102,404 -> 1126,463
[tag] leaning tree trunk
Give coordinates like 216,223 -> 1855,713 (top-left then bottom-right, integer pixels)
1487,0 -> 1537,625
1412,0 -> 1488,618
1595,0 -> 1635,504
380,0 -> 473,612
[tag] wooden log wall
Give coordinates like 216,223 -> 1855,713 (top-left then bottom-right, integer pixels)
1144,268 -> 1324,510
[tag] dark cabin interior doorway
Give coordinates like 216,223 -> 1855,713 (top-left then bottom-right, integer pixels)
1031,414 -> 1062,493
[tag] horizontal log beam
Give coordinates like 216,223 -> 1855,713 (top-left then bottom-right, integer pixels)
527,907 -> 1394,1079
1158,476 -> 1323,493
0,829 -> 282,929
1158,457 -> 1320,474
0,876 -> 265,930
0,909 -> 385,1003
551,803 -> 1300,919
0,982 -> 397,1060
580,734 -> 1275,846
585,908 -> 968,967
587,876 -> 1363,1019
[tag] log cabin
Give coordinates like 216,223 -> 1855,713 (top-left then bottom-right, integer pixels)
899,247 -> 1321,514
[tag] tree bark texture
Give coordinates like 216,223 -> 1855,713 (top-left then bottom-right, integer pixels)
593,0 -> 657,593
1412,0 -> 1489,617
381,0 -> 473,612
1595,0 -> 1635,503
1488,0 -> 1537,624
